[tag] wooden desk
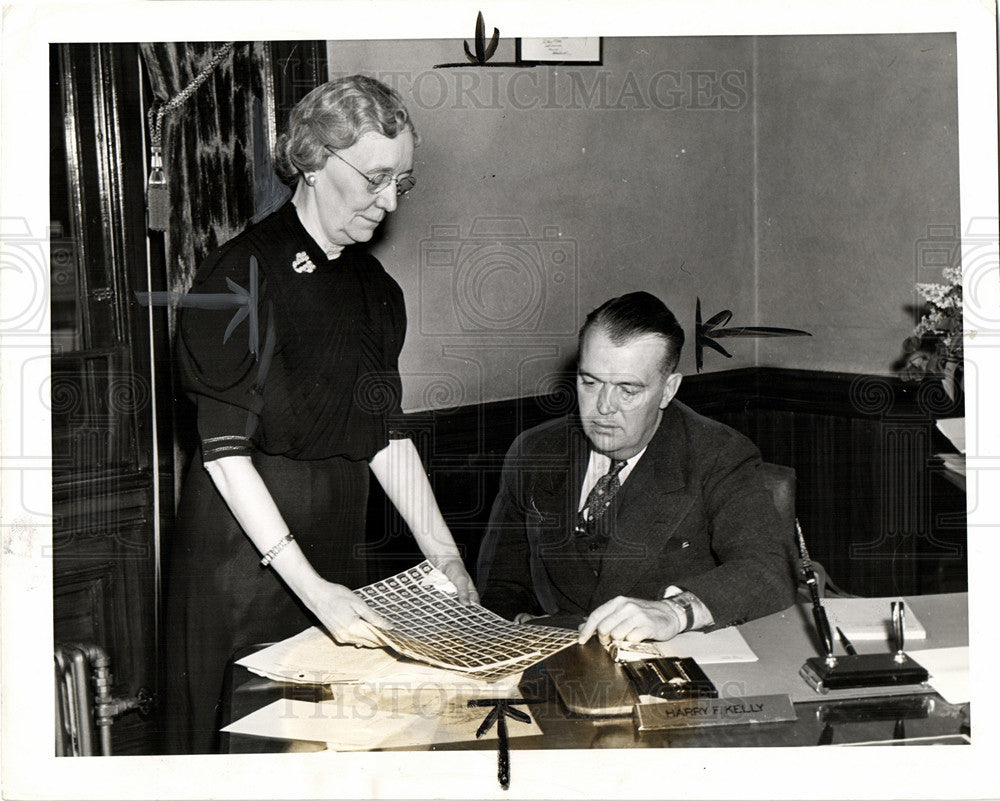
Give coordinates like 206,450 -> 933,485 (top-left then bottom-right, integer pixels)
224,593 -> 969,753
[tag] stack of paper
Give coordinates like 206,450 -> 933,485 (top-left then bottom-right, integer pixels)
935,418 -> 967,477
237,626 -> 521,694
610,626 -> 758,664
238,627 -> 401,684
231,622 -> 531,749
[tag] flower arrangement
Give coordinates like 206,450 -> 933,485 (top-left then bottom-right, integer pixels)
899,263 -> 964,400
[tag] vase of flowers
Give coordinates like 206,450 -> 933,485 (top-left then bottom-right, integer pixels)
899,263 -> 964,402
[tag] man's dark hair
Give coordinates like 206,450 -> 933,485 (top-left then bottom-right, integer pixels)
579,291 -> 685,374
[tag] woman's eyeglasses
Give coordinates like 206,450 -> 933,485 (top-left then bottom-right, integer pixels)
325,148 -> 416,197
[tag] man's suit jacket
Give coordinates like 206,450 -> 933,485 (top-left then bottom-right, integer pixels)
476,401 -> 798,627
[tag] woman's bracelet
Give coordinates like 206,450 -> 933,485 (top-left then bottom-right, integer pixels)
260,533 -> 295,567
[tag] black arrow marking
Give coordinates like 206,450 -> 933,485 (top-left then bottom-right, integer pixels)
695,296 -> 812,372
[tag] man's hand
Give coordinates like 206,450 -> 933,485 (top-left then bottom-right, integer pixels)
513,612 -> 550,624
577,596 -> 686,645
433,555 -> 480,605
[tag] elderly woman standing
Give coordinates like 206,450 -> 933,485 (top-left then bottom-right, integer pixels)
163,75 -> 476,754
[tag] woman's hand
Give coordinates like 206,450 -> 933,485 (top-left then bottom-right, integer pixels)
432,555 -> 480,605
300,579 -> 393,647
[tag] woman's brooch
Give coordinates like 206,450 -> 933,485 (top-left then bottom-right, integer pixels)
292,251 -> 316,274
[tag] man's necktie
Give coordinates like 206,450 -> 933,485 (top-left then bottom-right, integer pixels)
576,459 -> 627,548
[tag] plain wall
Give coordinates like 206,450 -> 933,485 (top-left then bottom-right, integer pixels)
755,34 -> 960,371
323,34 -> 958,411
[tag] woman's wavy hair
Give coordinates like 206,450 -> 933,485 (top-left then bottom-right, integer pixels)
274,74 -> 417,185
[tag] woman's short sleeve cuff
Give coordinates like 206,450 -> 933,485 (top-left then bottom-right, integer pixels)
201,435 -> 253,462
197,395 -> 256,461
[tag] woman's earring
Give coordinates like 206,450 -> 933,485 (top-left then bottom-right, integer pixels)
305,174 -> 316,186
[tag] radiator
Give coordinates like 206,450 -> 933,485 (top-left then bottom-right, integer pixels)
54,643 -> 150,756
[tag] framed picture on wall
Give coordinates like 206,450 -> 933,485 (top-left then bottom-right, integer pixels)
516,37 -> 602,65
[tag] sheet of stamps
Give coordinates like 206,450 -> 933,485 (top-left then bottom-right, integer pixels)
354,562 -> 577,681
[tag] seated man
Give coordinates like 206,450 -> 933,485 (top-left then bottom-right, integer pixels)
477,291 -> 797,645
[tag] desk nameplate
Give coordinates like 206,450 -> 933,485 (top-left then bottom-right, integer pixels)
634,694 -> 796,731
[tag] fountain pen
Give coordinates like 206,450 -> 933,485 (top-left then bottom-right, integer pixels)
796,520 -> 836,662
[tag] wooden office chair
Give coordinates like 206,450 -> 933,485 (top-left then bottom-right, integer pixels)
760,462 -> 851,598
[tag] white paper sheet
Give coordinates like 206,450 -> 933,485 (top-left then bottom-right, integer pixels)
610,625 -> 758,664
237,627 -> 401,684
936,417 -> 966,453
906,646 -> 970,704
222,696 -> 542,751
821,597 -> 927,641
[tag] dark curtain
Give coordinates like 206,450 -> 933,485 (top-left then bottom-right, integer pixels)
138,41 -> 290,297
138,41 -> 291,501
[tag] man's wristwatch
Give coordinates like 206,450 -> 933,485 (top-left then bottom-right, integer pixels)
666,593 -> 696,633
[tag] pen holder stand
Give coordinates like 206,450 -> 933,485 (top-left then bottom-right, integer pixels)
817,694 -> 930,723
800,652 -> 928,694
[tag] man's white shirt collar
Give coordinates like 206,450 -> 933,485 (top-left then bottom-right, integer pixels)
578,445 -> 649,512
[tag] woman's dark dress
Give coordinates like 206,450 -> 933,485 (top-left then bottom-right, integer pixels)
163,201 -> 406,754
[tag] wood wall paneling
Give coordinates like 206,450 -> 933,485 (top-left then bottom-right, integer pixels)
53,474 -> 156,755
51,42 -> 160,756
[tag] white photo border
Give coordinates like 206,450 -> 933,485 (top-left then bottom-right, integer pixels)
2,1 -> 998,799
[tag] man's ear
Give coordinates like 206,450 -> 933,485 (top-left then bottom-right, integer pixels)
660,373 -> 683,409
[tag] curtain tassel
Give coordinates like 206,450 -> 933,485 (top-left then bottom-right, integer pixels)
144,42 -> 234,233
146,145 -> 169,232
